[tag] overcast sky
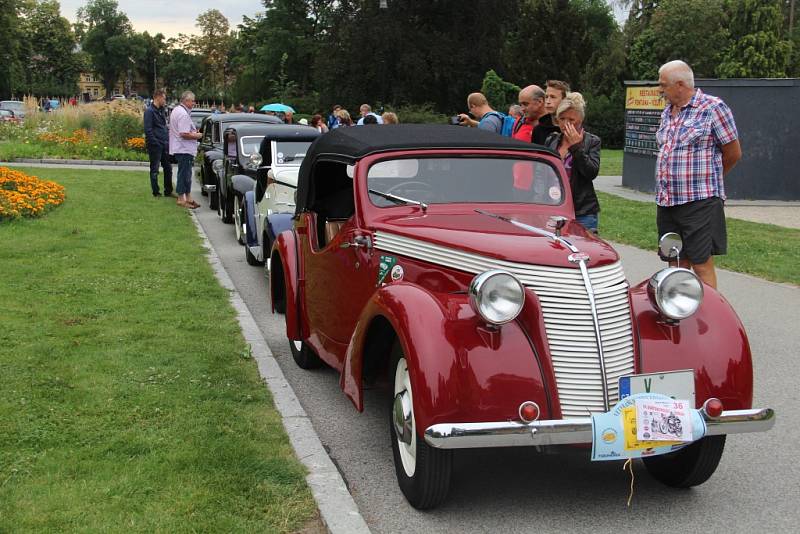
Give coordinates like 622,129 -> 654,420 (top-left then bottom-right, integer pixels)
58,1 -> 628,40
59,1 -> 261,39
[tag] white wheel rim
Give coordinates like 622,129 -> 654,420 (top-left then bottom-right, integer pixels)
293,340 -> 302,351
234,196 -> 242,239
394,357 -> 416,477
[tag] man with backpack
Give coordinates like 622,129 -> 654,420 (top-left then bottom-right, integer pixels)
457,92 -> 510,135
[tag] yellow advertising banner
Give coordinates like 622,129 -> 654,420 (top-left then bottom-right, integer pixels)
625,87 -> 666,110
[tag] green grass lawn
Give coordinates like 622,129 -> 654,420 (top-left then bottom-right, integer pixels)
599,149 -> 622,176
0,167 -> 316,531
598,192 -> 800,285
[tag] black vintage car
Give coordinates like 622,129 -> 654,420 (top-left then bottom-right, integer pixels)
196,113 -> 282,209
219,123 -> 318,244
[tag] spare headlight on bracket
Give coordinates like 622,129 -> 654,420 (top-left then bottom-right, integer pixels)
247,152 -> 263,170
469,270 -> 525,326
648,267 -> 703,321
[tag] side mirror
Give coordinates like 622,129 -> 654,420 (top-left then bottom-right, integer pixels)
659,232 -> 683,262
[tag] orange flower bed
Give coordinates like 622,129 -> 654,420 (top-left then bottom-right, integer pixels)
0,166 -> 66,220
126,137 -> 146,150
37,128 -> 91,146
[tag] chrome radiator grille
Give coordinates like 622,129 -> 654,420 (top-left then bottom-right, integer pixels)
374,231 -> 635,418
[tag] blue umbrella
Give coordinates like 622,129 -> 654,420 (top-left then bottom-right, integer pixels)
260,103 -> 295,113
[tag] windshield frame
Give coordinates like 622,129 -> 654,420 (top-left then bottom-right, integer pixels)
362,151 -> 567,212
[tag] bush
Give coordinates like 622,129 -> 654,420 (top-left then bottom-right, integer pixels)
584,91 -> 625,149
392,103 -> 449,124
481,70 -> 520,112
95,111 -> 144,149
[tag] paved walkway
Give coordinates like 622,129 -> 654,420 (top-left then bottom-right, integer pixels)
596,176 -> 800,229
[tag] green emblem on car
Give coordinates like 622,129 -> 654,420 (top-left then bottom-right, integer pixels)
377,255 -> 397,285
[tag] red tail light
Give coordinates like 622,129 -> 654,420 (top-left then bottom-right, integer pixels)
703,398 -> 724,418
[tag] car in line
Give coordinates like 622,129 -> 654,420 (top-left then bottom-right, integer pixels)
196,113 -> 282,210
0,100 -> 26,120
240,126 -> 320,266
268,124 -> 775,509
0,109 -> 19,123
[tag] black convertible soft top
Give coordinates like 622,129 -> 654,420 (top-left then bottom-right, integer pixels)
295,124 -> 556,216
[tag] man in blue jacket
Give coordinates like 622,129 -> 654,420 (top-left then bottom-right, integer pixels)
144,89 -> 174,197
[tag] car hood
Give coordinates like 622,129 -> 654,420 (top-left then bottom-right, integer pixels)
370,209 -> 619,269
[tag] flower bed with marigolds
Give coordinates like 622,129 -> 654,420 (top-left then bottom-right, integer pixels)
0,166 -> 65,219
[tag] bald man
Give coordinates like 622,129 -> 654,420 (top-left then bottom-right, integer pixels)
655,60 -> 742,289
457,92 -> 503,134
512,85 -> 546,141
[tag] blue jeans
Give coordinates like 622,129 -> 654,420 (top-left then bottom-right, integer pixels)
174,154 -> 194,195
576,213 -> 599,233
147,143 -> 173,194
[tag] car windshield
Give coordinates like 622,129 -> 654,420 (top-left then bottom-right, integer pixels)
1,101 -> 24,111
367,157 -> 564,207
190,113 -> 210,128
274,141 -> 310,165
240,136 -> 265,156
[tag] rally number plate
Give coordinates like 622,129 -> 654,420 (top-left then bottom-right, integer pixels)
619,370 -> 695,405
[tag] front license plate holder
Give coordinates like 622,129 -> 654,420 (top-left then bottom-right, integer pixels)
619,369 -> 695,406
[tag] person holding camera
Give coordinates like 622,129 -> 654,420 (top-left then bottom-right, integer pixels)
457,92 -> 503,134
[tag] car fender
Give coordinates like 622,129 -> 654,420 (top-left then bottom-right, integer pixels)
243,191 -> 258,246
631,281 -> 753,409
341,283 -> 549,433
232,174 -> 255,196
271,230 -> 301,338
266,213 -> 294,246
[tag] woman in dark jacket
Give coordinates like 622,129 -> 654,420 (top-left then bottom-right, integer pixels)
545,92 -> 601,233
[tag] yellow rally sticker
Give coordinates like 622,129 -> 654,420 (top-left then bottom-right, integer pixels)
622,406 -> 681,451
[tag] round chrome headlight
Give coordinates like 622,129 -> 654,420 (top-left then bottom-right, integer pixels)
648,267 -> 704,320
469,270 -> 525,325
248,152 -> 263,169
212,159 -> 224,175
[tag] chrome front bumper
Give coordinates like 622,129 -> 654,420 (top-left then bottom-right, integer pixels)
424,408 -> 775,449
202,183 -> 217,193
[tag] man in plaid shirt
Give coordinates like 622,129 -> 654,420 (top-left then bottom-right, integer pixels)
655,60 -> 742,289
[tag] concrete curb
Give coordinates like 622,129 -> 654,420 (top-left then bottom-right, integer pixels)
188,214 -> 371,534
10,158 -> 149,166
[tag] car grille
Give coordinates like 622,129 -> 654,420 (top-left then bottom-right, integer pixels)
374,231 -> 635,418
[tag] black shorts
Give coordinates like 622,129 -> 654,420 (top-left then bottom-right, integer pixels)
656,197 -> 726,264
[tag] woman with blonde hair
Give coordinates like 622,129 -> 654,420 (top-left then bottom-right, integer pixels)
381,111 -> 399,124
545,92 -> 601,233
335,109 -> 354,127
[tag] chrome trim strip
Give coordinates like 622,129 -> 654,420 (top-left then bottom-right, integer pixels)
424,408 -> 775,449
577,258 -> 609,411
202,184 -> 217,192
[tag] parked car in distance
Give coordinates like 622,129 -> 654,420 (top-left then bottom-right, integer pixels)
189,108 -> 213,129
0,109 -> 19,123
196,113 -> 283,210
240,125 -> 320,265
0,100 -> 26,119
269,125 -> 775,509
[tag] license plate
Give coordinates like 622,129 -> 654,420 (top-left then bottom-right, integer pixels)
619,370 -> 695,405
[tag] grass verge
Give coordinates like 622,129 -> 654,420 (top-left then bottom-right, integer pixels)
0,167 -> 316,531
599,149 -> 622,176
598,191 -> 800,285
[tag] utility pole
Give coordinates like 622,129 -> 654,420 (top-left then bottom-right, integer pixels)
153,58 -> 157,93
791,0 -> 796,34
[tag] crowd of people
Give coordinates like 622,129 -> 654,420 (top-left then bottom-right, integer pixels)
144,59 -> 741,286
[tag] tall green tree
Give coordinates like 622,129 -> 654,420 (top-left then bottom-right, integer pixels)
19,1 -> 81,96
131,31 -> 166,96
0,0 -> 23,98
503,0 -> 620,93
191,9 -> 233,99
78,0 -> 134,96
161,35 -> 204,99
626,0 -> 729,79
717,0 -> 792,77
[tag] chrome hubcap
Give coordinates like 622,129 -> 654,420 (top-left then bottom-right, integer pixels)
393,391 -> 413,445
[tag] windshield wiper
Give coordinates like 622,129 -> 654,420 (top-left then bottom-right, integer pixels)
369,188 -> 428,212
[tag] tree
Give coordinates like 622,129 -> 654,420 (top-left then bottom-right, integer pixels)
0,0 -> 22,98
19,1 -> 81,96
717,0 -> 792,78
191,9 -> 232,99
626,0 -> 729,79
78,0 -> 134,96
481,70 -> 520,111
131,32 -> 166,96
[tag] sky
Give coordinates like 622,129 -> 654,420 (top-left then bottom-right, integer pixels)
58,1 -> 629,40
59,1 -> 261,39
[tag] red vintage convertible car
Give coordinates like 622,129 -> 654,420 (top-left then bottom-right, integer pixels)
269,125 -> 774,509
